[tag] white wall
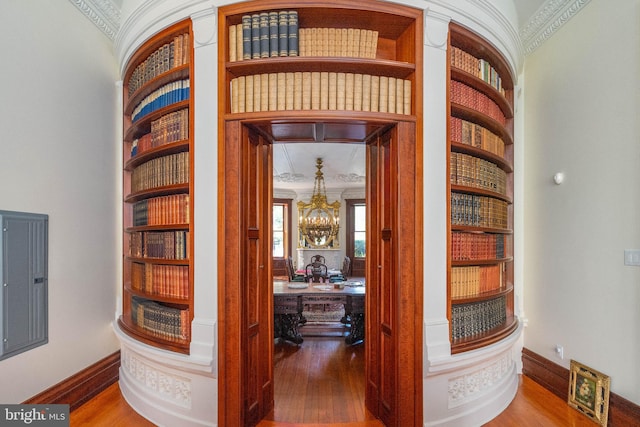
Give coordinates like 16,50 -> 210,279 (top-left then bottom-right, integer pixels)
523,0 -> 640,404
0,0 -> 120,402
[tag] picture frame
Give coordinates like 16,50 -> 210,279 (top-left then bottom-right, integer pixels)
568,359 -> 610,426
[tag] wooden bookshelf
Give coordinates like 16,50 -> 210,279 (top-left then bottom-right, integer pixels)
448,23 -> 517,353
120,20 -> 194,354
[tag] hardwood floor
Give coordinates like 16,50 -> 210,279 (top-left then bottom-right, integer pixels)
70,338 -> 600,426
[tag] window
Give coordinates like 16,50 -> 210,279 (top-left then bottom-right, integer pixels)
272,202 -> 287,258
353,204 -> 366,258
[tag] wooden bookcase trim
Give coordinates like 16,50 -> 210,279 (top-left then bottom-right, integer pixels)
125,140 -> 190,171
451,256 -> 513,267
125,65 -> 190,116
126,256 -> 190,265
451,103 -> 513,145
126,224 -> 189,233
124,100 -> 190,142
450,67 -> 513,118
452,315 -> 518,353
226,57 -> 415,79
451,184 -> 512,204
125,286 -> 191,304
124,183 -> 189,204
118,318 -> 190,354
451,141 -> 513,173
451,282 -> 513,304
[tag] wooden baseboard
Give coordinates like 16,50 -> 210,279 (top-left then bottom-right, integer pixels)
23,351 -> 120,412
522,347 -> 640,427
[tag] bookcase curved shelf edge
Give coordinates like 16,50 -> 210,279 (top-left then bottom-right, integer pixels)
451,185 -> 512,203
450,67 -> 512,118
451,316 -> 518,354
118,317 -> 190,354
124,100 -> 190,142
451,141 -> 513,173
125,140 -> 190,171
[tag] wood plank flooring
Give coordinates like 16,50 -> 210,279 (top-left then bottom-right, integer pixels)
69,337 -> 599,426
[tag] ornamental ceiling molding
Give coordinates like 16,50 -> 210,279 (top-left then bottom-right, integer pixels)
68,0 -> 121,40
520,0 -> 592,55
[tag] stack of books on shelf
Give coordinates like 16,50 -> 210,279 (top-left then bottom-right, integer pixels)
451,232 -> 505,260
450,80 -> 506,126
450,152 -> 507,195
229,10 -> 298,61
129,230 -> 189,260
450,117 -> 505,157
128,33 -> 190,97
133,194 -> 190,226
298,27 -> 378,58
450,264 -> 504,298
230,72 -> 411,114
131,79 -> 190,123
451,296 -> 506,340
131,262 -> 189,299
132,109 -> 189,157
450,46 -> 505,95
131,296 -> 190,342
130,152 -> 189,193
451,192 -> 508,229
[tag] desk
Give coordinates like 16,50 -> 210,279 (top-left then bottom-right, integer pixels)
273,280 -> 365,345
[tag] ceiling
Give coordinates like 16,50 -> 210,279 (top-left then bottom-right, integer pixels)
70,0 -> 590,191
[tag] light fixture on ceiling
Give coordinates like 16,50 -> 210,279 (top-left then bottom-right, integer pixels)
297,158 -> 340,248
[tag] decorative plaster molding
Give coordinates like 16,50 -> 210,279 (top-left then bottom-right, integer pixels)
520,0 -> 593,54
274,172 -> 306,183
448,351 -> 512,407
121,348 -> 192,408
68,0 -> 121,40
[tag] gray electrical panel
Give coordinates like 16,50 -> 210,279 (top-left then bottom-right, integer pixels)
0,210 -> 48,360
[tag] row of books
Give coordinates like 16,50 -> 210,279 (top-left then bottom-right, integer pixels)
131,296 -> 190,342
230,72 -> 412,114
451,192 -> 509,229
451,232 -> 506,260
450,116 -> 505,158
451,80 -> 506,126
450,152 -> 507,195
131,109 -> 189,157
451,264 -> 504,298
298,27 -> 378,58
132,194 -> 190,226
450,46 -> 505,95
229,10 -> 298,61
451,296 -> 506,340
131,152 -> 189,193
131,262 -> 189,299
128,33 -> 190,97
132,79 -> 190,123
129,230 -> 189,260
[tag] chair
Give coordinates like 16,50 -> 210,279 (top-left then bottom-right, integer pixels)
286,256 -> 305,282
330,256 -> 351,282
310,254 -> 326,265
305,262 -> 328,283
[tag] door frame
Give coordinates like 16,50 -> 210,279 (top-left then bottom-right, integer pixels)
218,119 -> 423,426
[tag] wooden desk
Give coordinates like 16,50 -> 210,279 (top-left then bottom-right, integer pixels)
273,280 -> 365,345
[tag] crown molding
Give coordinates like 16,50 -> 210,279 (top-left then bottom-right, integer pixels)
68,0 -> 121,40
520,0 -> 592,55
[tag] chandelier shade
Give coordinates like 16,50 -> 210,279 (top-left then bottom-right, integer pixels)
297,158 -> 340,248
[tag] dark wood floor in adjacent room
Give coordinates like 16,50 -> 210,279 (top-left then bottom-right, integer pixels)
70,337 -> 597,426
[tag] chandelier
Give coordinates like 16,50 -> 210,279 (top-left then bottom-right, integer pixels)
297,158 -> 340,248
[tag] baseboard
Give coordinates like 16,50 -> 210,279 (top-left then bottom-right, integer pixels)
23,351 -> 120,412
522,347 -> 640,427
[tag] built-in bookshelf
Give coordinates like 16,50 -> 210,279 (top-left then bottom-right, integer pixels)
120,20 -> 194,354
448,23 -> 517,353
218,1 -> 422,423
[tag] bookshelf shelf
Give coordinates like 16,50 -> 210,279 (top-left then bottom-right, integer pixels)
125,140 -> 189,171
448,23 -> 516,354
125,64 -> 190,115
121,19 -> 194,354
124,100 -> 190,142
226,57 -> 415,79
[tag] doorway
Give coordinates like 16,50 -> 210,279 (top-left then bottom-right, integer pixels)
218,119 -> 422,426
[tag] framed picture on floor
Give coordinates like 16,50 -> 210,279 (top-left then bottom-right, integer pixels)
568,359 -> 610,426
